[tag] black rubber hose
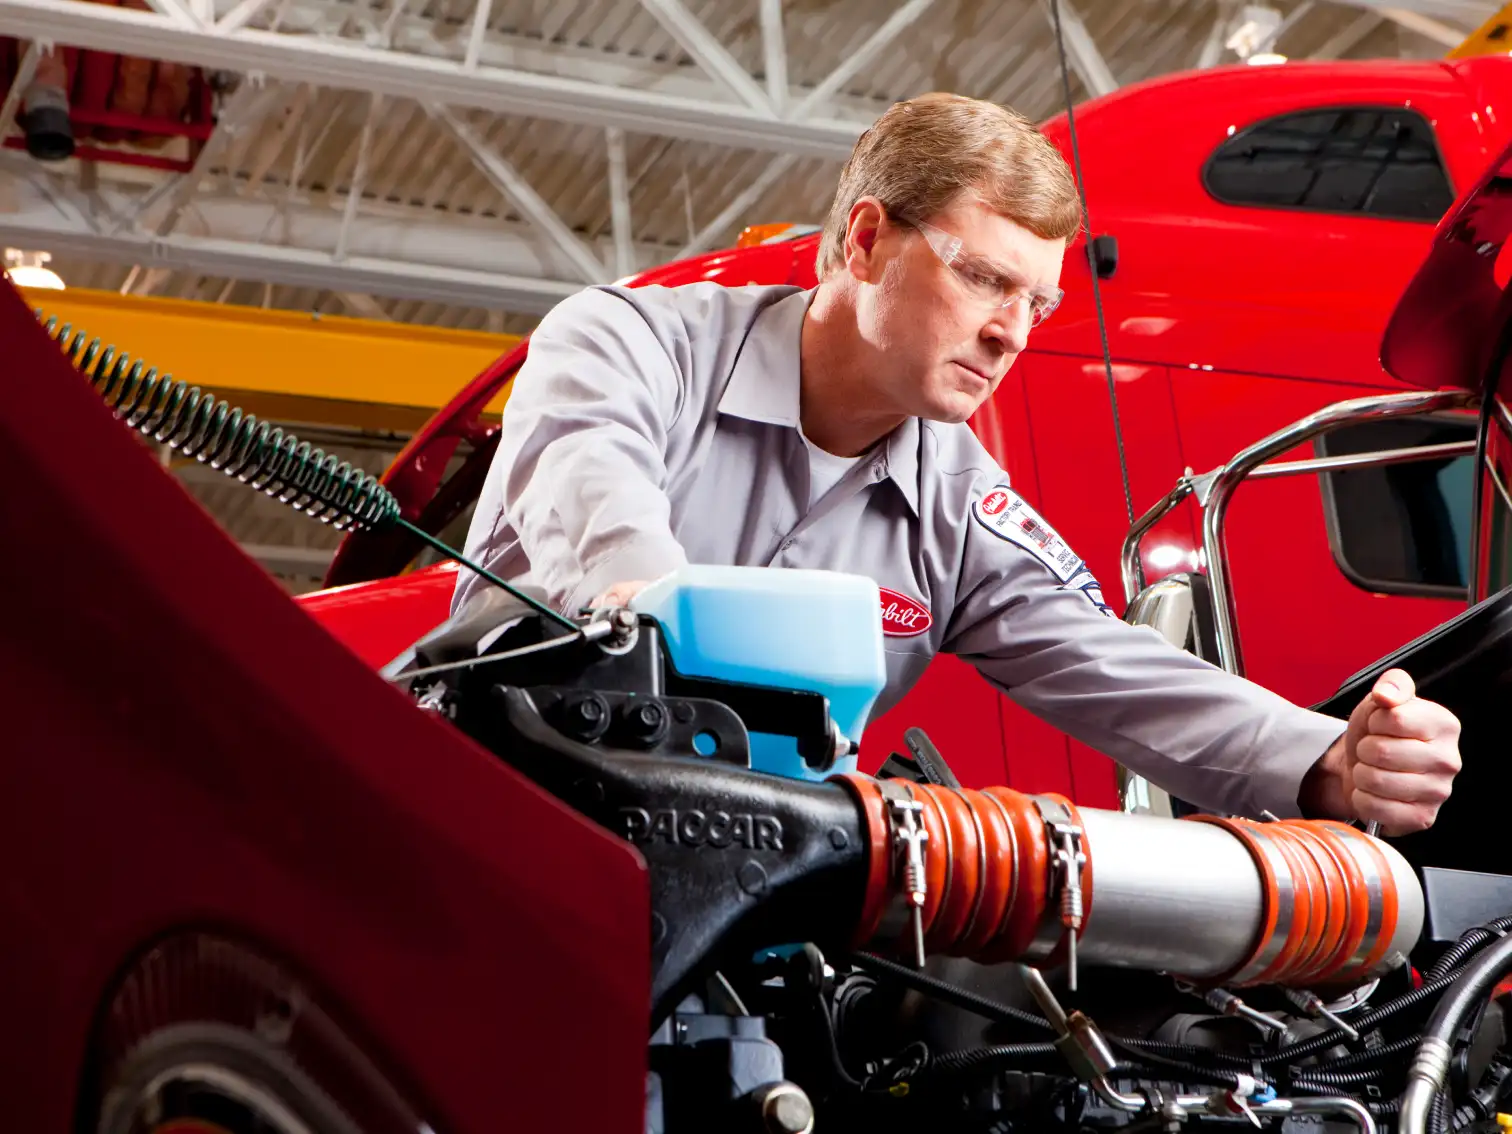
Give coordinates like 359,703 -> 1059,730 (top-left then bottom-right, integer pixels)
1429,919 -> 1512,982
1263,971 -> 1464,1066
1419,932 -> 1512,1067
1311,1034 -> 1422,1071
1105,1039 -> 1247,1087
1402,933 -> 1512,1134
927,1044 -> 1240,1091
1118,1038 -> 1254,1069
1430,1089 -> 1452,1134
1288,1066 -> 1395,1089
927,1043 -> 1060,1076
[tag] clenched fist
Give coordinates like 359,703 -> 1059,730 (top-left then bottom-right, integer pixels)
1305,667 -> 1462,836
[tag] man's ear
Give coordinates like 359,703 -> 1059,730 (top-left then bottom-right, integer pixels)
844,197 -> 888,282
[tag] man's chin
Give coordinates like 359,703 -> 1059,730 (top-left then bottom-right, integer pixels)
918,391 -> 986,425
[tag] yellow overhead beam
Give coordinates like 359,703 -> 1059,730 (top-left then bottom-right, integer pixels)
19,286 -> 524,432
1448,3 -> 1512,56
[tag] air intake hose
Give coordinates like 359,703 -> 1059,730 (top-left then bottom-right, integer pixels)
833,775 -> 1423,990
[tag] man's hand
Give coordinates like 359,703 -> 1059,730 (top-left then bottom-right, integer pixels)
591,580 -> 651,609
1302,667 -> 1461,836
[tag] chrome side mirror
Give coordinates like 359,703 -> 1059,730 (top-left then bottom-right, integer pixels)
1118,573 -> 1221,818
1123,572 -> 1218,664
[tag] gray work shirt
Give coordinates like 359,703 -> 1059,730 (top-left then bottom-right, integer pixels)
456,282 -> 1345,819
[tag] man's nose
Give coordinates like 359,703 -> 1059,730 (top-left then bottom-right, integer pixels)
982,300 -> 1031,354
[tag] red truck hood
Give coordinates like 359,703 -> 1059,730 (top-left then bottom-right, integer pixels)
1382,135 -> 1512,394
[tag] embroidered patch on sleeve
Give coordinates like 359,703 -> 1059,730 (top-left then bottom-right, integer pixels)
972,485 -> 1085,583
1066,565 -> 1114,618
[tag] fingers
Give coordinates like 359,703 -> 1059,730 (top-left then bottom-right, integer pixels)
1355,733 -> 1463,776
1370,667 -> 1415,709
1349,788 -> 1444,837
1364,698 -> 1462,743
1345,668 -> 1412,748
1351,760 -> 1454,806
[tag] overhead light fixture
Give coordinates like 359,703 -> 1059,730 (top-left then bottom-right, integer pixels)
1225,4 -> 1285,62
3,248 -> 65,290
1247,52 -> 1289,65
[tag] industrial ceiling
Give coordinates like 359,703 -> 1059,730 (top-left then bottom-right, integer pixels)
0,0 -> 1487,333
0,0 -> 1495,591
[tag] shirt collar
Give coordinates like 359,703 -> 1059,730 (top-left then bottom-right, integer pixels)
717,287 -> 811,427
881,417 -> 920,516
717,285 -> 919,515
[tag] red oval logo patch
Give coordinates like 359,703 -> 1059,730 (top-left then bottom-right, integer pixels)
981,489 -> 1011,516
879,588 -> 932,638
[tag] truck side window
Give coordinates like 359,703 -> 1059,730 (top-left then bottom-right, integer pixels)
1202,107 -> 1454,221
1316,415 -> 1476,597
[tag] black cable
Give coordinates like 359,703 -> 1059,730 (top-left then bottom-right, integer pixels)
1430,1089 -> 1453,1134
1107,1038 -> 1247,1085
1049,0 -> 1134,532
1118,1037 -> 1254,1069
1409,932 -> 1512,1124
384,629 -> 584,684
1429,919 -> 1512,982
39,311 -> 582,634
847,954 -> 1257,1073
1263,971 -> 1464,1066
817,997 -> 865,1093
1312,1034 -> 1423,1071
1289,1065 -> 1397,1089
926,1043 -> 1060,1076
848,952 -> 1052,1033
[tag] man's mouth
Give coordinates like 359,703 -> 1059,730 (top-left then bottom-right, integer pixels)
952,360 -> 995,383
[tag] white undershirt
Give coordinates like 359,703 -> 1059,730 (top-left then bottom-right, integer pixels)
800,430 -> 867,509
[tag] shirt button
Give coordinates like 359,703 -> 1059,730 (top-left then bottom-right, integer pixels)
780,538 -> 795,552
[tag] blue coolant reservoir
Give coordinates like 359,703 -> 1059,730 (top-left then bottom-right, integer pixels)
628,565 -> 887,781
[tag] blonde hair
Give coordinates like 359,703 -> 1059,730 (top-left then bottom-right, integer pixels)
816,92 -> 1083,277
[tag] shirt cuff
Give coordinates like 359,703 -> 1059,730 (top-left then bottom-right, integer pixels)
564,537 -> 689,615
1248,713 -> 1348,819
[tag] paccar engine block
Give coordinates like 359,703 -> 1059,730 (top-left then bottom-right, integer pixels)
386,576 -> 1512,1134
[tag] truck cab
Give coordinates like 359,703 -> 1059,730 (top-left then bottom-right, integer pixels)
296,56 -> 1512,805
1122,134 -> 1512,874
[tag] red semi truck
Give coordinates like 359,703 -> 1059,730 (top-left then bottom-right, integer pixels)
13,53 -> 1512,1134
300,55 -> 1512,803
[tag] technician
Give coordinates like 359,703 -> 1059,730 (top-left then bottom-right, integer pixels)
455,92 -> 1461,834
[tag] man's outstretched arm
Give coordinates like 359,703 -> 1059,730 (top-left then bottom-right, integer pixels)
946,483 -> 1461,826
457,287 -> 690,616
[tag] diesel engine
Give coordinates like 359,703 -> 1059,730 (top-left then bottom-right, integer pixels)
386,570 -> 1512,1134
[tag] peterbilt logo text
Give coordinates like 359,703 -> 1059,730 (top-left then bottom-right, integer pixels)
879,587 -> 932,638
619,807 -> 784,850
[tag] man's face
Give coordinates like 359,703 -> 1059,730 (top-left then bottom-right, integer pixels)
848,195 -> 1067,425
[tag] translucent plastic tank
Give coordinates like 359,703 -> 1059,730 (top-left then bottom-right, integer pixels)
629,565 -> 888,781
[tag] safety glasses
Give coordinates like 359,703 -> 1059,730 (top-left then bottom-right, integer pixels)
907,218 -> 1064,328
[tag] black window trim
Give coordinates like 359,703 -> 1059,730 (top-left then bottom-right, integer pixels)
1200,103 -> 1456,225
1314,410 -> 1476,602
1479,396 -> 1512,599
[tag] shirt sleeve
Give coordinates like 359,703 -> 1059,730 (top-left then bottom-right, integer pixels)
467,286 -> 690,614
942,480 -> 1345,820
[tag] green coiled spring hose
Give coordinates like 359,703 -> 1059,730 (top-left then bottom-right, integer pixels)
36,310 -> 577,632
